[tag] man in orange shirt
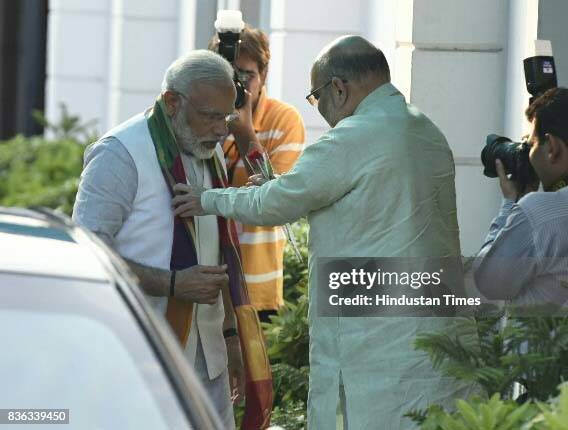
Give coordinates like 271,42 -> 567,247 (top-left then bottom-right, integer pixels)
209,26 -> 305,322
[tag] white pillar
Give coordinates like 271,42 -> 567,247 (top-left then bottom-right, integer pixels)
363,0 -> 397,84
107,0 -> 180,127
267,0 -> 367,144
503,0 -> 540,142
178,0 -> 198,56
45,0 -> 112,136
394,0 -> 509,256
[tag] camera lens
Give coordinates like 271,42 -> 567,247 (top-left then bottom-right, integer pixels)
481,134 -> 538,192
234,74 -> 246,109
481,135 -> 517,177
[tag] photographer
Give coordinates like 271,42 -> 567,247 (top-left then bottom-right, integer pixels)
209,26 -> 306,321
474,87 -> 568,309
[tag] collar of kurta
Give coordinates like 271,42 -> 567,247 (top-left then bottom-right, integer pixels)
354,82 -> 402,116
252,86 -> 268,131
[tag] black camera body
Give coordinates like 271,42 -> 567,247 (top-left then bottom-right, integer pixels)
481,135 -> 538,192
215,11 -> 246,109
481,44 -> 558,190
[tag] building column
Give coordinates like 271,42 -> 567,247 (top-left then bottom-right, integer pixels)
267,0 -> 367,144
393,0 -> 510,255
46,0 -> 112,135
107,0 -> 180,127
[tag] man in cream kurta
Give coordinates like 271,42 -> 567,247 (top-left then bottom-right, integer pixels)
180,37 -> 475,429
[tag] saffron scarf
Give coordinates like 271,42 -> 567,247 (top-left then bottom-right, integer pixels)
147,96 -> 272,429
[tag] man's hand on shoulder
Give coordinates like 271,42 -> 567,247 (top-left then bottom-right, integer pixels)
172,183 -> 206,217
245,173 -> 270,187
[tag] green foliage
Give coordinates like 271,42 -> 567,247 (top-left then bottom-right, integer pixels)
32,104 -> 98,143
531,384 -> 568,430
415,393 -> 538,430
1,105 -> 98,215
0,135 -> 84,215
271,400 -> 308,430
412,384 -> 568,430
263,284 -> 309,368
271,363 -> 309,409
283,220 -> 309,303
414,317 -> 568,401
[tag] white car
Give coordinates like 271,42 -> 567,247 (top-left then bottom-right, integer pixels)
0,207 -> 223,429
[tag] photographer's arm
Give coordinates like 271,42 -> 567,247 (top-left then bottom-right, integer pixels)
473,158 -> 538,300
473,202 -> 536,300
228,90 -> 262,175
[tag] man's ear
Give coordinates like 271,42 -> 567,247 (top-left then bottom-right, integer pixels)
331,77 -> 347,103
162,90 -> 180,117
260,67 -> 268,87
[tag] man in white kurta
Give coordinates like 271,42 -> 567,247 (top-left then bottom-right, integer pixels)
73,51 -> 243,428
178,36 -> 475,429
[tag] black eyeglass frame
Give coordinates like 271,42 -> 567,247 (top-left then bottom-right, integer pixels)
305,78 -> 348,106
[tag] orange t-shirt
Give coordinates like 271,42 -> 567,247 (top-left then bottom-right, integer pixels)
223,88 -> 305,310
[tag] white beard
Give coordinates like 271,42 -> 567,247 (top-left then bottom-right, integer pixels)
171,109 -> 216,160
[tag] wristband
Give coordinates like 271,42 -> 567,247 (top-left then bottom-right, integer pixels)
169,270 -> 176,297
223,328 -> 238,339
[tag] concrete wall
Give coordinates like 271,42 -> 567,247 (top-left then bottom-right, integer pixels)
538,0 -> 568,87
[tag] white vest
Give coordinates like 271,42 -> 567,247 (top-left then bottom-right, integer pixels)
103,112 -> 227,379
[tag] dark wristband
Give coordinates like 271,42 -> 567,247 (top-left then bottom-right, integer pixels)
223,328 -> 238,339
169,270 -> 176,297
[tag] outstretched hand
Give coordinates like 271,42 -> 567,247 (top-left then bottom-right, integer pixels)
245,174 -> 269,187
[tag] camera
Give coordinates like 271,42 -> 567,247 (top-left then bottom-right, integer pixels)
481,40 -> 557,190
214,10 -> 246,109
481,134 -> 538,192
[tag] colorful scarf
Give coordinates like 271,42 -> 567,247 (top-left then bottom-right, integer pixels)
147,96 -> 272,429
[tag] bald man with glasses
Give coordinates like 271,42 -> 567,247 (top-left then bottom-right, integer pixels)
177,36 -> 476,429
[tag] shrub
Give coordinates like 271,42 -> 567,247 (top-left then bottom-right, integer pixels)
0,135 -> 84,215
0,105 -> 97,215
414,316 -> 568,401
412,383 -> 568,430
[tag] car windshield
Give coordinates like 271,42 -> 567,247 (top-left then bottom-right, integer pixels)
0,274 -> 192,430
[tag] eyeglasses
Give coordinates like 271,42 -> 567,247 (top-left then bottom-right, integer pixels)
305,78 -> 347,106
176,92 -> 239,125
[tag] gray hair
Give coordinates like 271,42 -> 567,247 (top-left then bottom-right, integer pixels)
313,35 -> 390,83
161,49 -> 234,96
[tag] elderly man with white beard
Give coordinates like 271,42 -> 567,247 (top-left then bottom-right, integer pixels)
72,50 -> 247,429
